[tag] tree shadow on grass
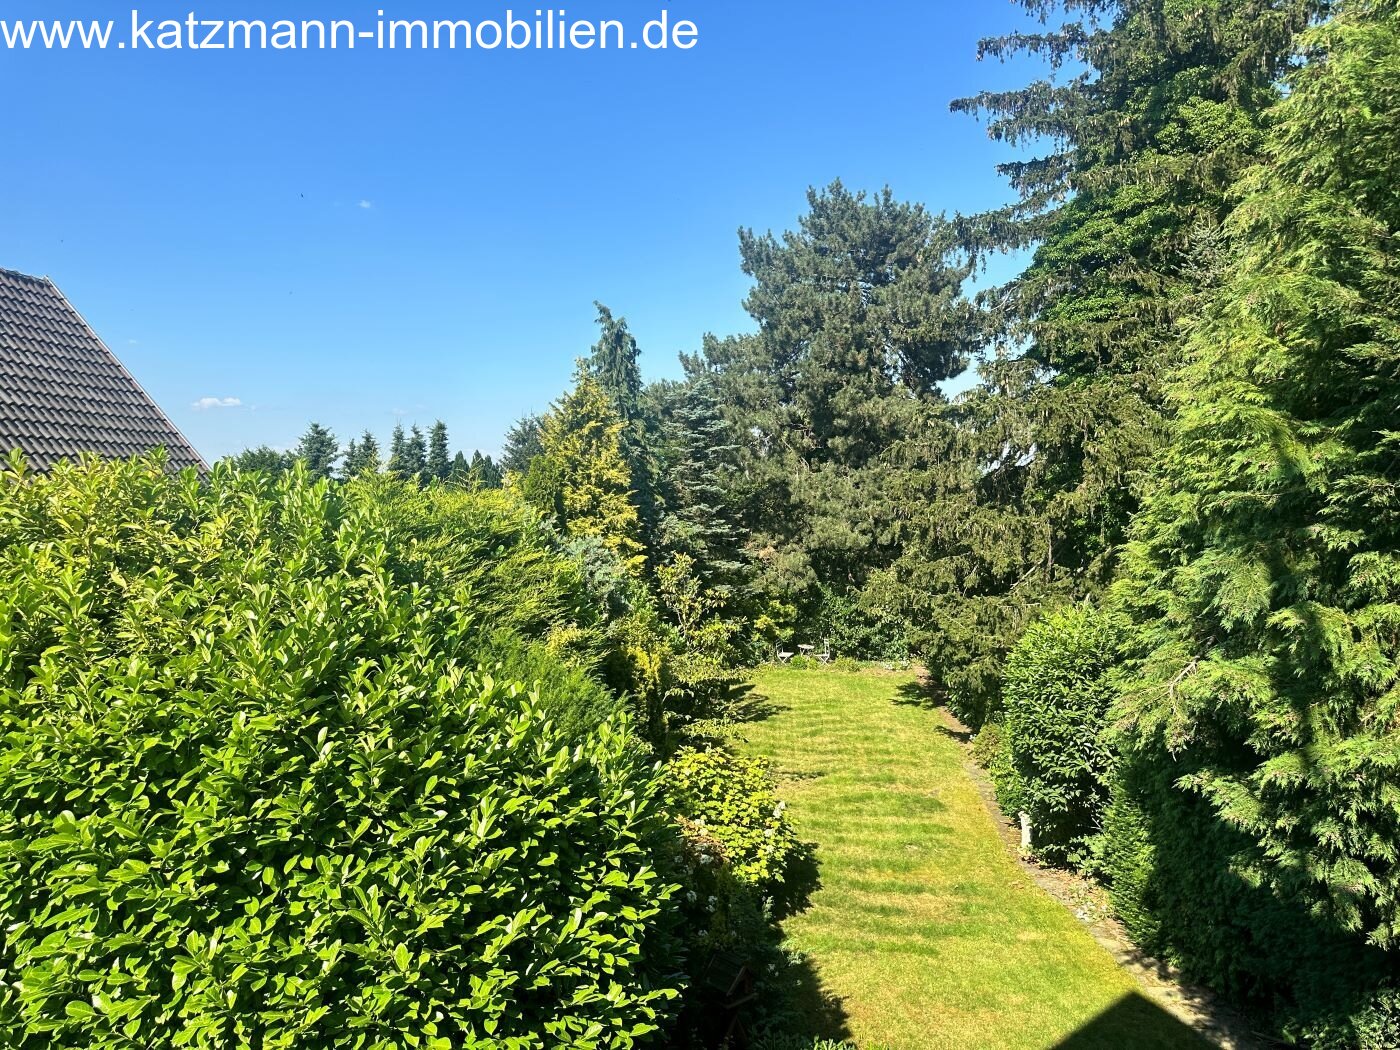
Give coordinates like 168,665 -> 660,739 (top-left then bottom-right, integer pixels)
727,687 -> 785,725
891,677 -> 943,710
1049,992 -> 1215,1050
757,945 -> 855,1046
891,678 -> 974,744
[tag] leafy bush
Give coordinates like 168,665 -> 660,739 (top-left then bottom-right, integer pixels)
661,748 -> 815,1046
999,606 -> 1120,863
971,721 -> 1024,825
815,584 -> 908,663
1304,987 -> 1400,1050
665,749 -> 811,919
0,456 -> 681,1048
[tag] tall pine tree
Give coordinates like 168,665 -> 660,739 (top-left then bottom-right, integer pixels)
706,183 -> 977,643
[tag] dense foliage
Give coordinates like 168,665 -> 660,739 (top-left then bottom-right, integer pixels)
884,0 -> 1321,724
22,1 -> 1400,1043
1102,0 -> 1400,1036
0,456 -> 680,1047
995,606 -> 1120,863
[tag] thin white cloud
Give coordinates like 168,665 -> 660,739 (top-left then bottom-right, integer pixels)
192,396 -> 243,410
358,199 -> 373,209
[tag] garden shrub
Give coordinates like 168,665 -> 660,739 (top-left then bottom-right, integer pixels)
1101,746 -> 1397,1039
1304,987 -> 1400,1050
663,748 -> 815,1046
999,605 -> 1120,863
665,748 -> 812,923
814,584 -> 907,664
0,456 -> 681,1048
971,722 -> 1024,825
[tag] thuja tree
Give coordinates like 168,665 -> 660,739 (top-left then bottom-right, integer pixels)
1109,0 -> 1400,1032
886,0 -> 1319,723
520,372 -> 645,572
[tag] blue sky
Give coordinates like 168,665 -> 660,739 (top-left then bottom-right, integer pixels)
1,0 -> 1047,461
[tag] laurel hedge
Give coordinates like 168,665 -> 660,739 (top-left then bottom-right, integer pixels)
0,455 -> 681,1048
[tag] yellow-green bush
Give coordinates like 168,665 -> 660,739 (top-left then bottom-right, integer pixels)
665,748 -> 813,926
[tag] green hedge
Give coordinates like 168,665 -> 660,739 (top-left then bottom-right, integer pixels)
998,606 -> 1119,863
0,456 -> 680,1047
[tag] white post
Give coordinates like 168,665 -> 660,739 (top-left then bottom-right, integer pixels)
1019,811 -> 1033,850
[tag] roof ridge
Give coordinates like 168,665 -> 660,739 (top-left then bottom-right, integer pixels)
0,266 -> 51,283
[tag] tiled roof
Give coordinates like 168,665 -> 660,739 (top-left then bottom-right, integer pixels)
0,267 -> 204,472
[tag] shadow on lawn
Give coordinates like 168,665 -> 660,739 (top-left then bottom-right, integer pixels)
759,947 -> 856,1046
727,686 -> 785,725
891,678 -> 974,744
1048,992 -> 1214,1050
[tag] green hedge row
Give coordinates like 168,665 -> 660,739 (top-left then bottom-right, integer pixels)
0,456 -> 681,1048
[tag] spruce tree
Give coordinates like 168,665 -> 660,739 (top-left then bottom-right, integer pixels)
404,425 -> 428,480
387,424 -> 409,480
357,430 -> 379,474
340,429 -> 380,479
500,414 -> 544,475
887,0 -> 1320,721
653,368 -> 750,606
427,420 -> 451,482
293,423 -> 339,480
450,451 -> 470,482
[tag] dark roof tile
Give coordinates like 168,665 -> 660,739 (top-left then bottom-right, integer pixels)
0,267 -> 204,472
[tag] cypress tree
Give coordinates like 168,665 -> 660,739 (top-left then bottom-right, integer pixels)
520,373 -> 645,572
1115,0 -> 1400,959
469,451 -> 503,489
587,304 -> 662,560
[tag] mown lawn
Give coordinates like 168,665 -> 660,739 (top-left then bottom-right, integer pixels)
734,667 -> 1211,1050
